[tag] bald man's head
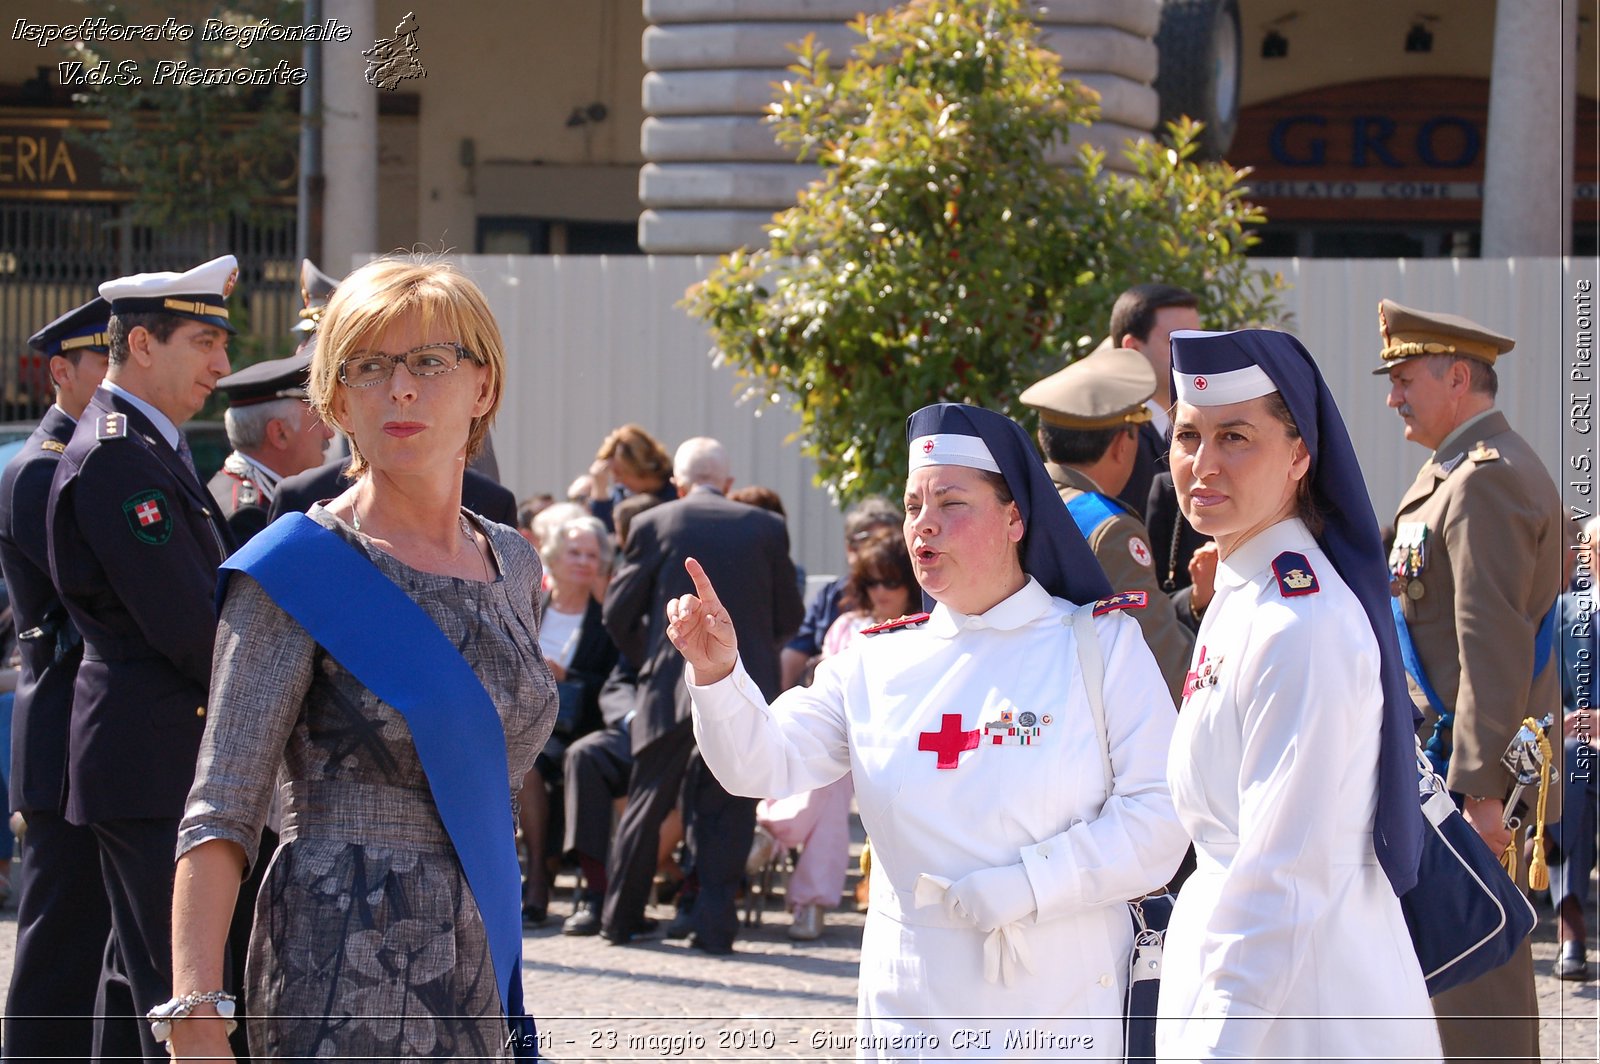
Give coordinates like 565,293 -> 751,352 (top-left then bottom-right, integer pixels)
673,436 -> 732,495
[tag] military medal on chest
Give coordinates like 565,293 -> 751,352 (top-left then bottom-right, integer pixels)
979,706 -> 1051,746
1388,520 -> 1430,600
1181,645 -> 1224,702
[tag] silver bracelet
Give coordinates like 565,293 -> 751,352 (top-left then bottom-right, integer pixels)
146,989 -> 238,1046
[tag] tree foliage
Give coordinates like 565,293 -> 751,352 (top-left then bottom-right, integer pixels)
684,0 -> 1285,501
66,0 -> 302,244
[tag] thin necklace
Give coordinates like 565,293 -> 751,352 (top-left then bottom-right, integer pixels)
351,505 -> 491,582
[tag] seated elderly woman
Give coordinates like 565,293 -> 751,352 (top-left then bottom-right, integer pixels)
667,403 -> 1187,1057
167,257 -> 555,1060
518,512 -> 619,925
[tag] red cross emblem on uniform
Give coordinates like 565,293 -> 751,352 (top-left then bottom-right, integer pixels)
1194,375 -> 1209,390
135,500 -> 162,526
922,438 -> 936,455
1128,537 -> 1152,567
917,713 -> 980,770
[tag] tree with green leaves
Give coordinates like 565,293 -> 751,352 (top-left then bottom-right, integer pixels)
65,0 -> 303,254
685,0 -> 1284,501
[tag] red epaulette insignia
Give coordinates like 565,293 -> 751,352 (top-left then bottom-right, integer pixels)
862,612 -> 931,635
1092,591 -> 1148,617
1272,552 -> 1319,597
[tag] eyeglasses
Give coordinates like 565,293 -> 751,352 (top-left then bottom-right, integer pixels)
337,342 -> 479,388
864,578 -> 904,590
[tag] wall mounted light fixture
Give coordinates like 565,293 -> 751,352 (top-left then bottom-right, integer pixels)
1260,12 -> 1297,60
1406,14 -> 1438,53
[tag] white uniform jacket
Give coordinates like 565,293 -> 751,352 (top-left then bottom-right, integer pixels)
1157,519 -> 1441,1063
691,578 -> 1188,1060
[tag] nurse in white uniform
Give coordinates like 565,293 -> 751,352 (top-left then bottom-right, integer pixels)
670,403 -> 1188,1061
1156,329 -> 1441,1063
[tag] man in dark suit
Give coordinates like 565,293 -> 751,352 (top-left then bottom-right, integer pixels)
0,298 -> 141,1060
207,351 -> 333,544
47,257 -> 239,1059
269,453 -> 516,525
1106,283 -> 1201,513
600,437 -> 803,952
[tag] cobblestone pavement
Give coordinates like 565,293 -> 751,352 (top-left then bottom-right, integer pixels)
0,874 -> 1593,1061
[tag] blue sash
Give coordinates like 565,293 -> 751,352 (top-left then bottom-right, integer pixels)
1066,491 -> 1121,540
219,513 -> 536,1054
1392,596 -> 1557,778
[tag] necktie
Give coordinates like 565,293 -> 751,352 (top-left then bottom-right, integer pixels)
176,433 -> 200,482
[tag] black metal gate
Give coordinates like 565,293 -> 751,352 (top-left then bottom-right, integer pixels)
0,201 -> 298,424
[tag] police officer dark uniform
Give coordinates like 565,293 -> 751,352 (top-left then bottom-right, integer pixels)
1379,300 -> 1564,1064
208,350 -> 328,544
1021,345 -> 1195,702
46,257 -> 239,1060
0,298 -> 142,1060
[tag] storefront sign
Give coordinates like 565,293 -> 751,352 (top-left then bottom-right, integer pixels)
1232,77 -> 1597,223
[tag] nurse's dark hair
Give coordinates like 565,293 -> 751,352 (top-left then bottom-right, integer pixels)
1262,392 -> 1325,537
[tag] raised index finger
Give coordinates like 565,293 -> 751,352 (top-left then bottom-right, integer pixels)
683,557 -> 723,606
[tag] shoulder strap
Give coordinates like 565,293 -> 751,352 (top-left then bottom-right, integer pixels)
1071,601 -> 1115,804
218,513 -> 528,1028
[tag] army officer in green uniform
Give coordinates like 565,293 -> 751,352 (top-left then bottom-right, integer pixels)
1380,299 -> 1564,1064
1021,345 -> 1195,702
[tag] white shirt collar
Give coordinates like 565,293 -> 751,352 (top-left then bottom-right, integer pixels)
1145,398 -> 1171,436
1215,517 -> 1317,592
103,380 -> 180,449
924,576 -> 1054,637
50,403 -> 76,425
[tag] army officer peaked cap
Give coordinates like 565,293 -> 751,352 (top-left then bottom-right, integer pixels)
1373,299 -> 1515,374
1020,346 -> 1156,431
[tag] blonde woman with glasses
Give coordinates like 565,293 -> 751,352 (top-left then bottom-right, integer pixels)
166,257 -> 555,1060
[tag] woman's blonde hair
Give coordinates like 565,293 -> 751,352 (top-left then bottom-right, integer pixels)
309,255 -> 506,478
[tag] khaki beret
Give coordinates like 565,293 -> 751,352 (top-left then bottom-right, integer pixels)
1373,299 -> 1515,375
1021,346 -> 1156,431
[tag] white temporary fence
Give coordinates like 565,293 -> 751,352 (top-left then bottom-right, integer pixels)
451,254 -> 1595,578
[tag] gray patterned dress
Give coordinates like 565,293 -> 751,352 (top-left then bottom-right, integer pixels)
178,506 -> 556,1060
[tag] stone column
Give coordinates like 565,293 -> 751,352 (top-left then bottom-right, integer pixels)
321,0 -> 379,273
1481,0 -> 1578,256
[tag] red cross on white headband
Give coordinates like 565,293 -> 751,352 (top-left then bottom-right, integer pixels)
908,433 -> 1000,474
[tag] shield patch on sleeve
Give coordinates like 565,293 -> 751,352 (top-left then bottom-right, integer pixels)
123,489 -> 173,545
